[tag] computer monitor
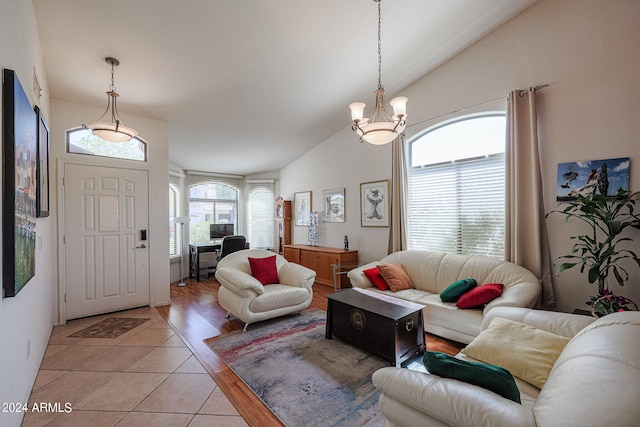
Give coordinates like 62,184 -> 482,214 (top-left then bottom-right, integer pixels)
210,223 -> 234,239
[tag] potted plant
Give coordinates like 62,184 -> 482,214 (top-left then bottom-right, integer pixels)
546,189 -> 640,316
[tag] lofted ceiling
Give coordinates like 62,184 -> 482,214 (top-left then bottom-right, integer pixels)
33,0 -> 536,176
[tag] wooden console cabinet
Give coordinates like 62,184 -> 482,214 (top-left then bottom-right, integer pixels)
283,244 -> 358,288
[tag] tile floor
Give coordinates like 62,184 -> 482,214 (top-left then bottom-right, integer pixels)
22,307 -> 249,427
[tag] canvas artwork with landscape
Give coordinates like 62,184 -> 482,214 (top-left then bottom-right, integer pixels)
556,157 -> 630,201
2,69 -> 38,297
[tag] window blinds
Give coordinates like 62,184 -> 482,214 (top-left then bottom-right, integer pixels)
247,181 -> 275,250
169,172 -> 184,258
407,154 -> 505,258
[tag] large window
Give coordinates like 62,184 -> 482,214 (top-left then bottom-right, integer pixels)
247,181 -> 275,249
189,182 -> 238,244
407,114 -> 506,258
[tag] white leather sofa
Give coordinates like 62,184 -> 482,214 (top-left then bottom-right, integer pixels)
347,251 -> 541,343
372,308 -> 640,427
215,249 -> 316,331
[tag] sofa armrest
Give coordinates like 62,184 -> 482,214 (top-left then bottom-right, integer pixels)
277,262 -> 316,289
372,367 -> 535,427
215,268 -> 265,297
484,281 -> 541,313
346,261 -> 381,288
482,307 -> 596,338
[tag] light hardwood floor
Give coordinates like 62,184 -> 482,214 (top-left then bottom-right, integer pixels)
156,276 -> 465,427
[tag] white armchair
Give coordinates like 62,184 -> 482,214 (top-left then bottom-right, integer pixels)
215,249 -> 316,331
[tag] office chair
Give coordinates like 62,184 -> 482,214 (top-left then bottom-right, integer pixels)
216,235 -> 247,261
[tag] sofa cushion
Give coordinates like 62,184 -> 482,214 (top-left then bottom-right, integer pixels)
378,264 -> 414,292
424,351 -> 521,403
456,283 -> 503,308
462,317 -> 570,389
248,255 -> 279,285
440,278 -> 477,302
363,267 -> 389,290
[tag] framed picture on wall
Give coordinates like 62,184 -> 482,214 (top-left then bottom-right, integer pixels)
2,68 -> 38,297
556,157 -> 630,201
322,188 -> 345,223
360,180 -> 389,227
35,105 -> 50,217
294,191 -> 312,226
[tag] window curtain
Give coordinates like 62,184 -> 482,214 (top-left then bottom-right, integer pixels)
505,89 -> 555,307
388,134 -> 407,254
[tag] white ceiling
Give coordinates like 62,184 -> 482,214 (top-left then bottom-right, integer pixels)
33,0 -> 536,176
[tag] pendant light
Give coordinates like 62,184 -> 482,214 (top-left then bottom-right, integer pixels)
85,57 -> 138,143
349,0 -> 407,145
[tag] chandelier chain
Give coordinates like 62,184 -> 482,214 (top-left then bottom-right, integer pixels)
110,61 -> 116,92
377,0 -> 382,90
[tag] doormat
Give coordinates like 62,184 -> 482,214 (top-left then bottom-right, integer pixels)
205,309 -> 386,427
69,317 -> 150,338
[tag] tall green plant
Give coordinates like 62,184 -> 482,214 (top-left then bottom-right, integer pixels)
546,189 -> 640,296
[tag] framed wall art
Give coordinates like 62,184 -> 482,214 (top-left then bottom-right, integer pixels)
3,68 -> 38,297
322,188 -> 345,223
556,157 -> 630,201
360,180 -> 389,227
35,105 -> 50,217
294,191 -> 312,226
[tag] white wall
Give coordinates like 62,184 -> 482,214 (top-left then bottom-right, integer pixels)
281,0 -> 640,313
0,1 -> 54,426
51,99 -> 171,318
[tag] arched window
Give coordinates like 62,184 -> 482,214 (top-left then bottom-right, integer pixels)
407,113 -> 506,258
189,182 -> 238,244
66,128 -> 147,161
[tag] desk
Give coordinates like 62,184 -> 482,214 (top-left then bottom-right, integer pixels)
189,243 -> 220,281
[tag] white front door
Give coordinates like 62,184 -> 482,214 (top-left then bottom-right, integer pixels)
64,164 -> 150,320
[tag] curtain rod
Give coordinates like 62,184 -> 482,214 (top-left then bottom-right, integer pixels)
186,170 -> 244,179
519,84 -> 549,97
408,84 -> 549,129
407,96 -> 505,129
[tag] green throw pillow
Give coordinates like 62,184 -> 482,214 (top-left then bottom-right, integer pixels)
440,278 -> 477,302
423,351 -> 521,404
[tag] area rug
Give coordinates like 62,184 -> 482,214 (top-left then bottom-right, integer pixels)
204,309 -> 387,427
69,317 -> 150,338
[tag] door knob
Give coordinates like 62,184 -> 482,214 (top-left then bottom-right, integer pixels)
134,243 -> 147,249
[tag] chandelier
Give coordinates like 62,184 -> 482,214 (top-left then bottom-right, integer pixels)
349,0 -> 407,145
85,57 -> 138,143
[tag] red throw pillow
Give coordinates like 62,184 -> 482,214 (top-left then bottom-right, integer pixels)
248,255 -> 279,285
456,283 -> 504,309
363,267 -> 389,290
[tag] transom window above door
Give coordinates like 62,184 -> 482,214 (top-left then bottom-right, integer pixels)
66,128 -> 147,161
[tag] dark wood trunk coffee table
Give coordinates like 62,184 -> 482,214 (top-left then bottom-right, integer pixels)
326,288 -> 425,367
